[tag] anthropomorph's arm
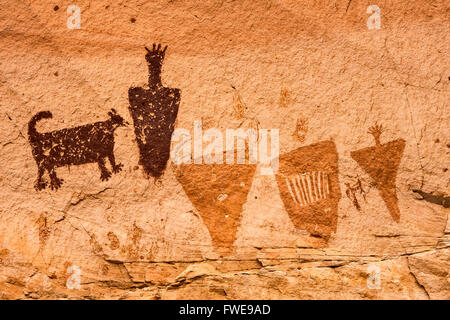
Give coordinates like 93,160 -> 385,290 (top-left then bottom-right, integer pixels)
368,123 -> 384,146
145,43 -> 167,88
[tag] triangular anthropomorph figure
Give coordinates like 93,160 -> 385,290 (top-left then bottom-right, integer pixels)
351,123 -> 405,222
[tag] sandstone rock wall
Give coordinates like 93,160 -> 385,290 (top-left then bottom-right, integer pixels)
0,0 -> 448,299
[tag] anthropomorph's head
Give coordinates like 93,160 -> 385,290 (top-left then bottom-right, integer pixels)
145,43 -> 167,67
145,44 -> 167,87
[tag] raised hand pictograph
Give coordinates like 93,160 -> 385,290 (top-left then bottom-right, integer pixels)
128,44 -> 181,179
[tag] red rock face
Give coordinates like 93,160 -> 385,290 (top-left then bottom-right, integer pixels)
0,0 -> 448,300
275,141 -> 341,242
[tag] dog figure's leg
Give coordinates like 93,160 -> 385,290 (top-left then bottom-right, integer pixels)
98,157 -> 112,181
34,164 -> 47,190
49,167 -> 64,190
108,152 -> 123,174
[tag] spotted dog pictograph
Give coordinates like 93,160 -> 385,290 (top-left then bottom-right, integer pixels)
28,109 -> 127,190
275,141 -> 341,243
351,123 -> 405,222
128,44 -> 181,178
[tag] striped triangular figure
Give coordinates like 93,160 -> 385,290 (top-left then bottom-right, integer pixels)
275,141 -> 341,242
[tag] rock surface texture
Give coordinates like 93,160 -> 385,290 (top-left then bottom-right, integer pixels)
0,0 -> 448,299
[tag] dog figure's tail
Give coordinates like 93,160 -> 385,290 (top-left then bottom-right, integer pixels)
28,111 -> 52,139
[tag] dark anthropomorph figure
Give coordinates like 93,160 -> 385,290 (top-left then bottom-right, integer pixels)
128,44 -> 181,178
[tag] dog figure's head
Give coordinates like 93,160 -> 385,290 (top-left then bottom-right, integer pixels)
108,109 -> 128,128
